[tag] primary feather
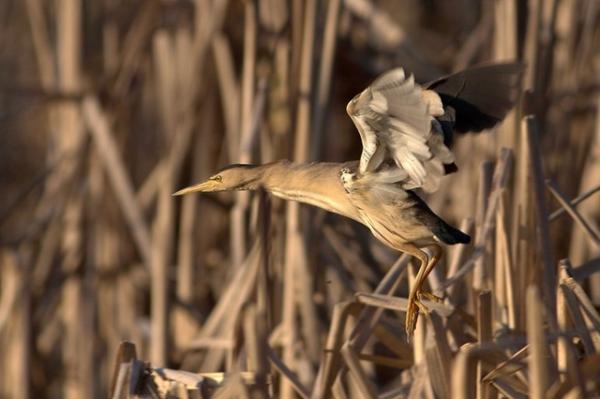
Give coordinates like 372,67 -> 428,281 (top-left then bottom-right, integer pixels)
347,67 -> 452,192
346,63 -> 524,193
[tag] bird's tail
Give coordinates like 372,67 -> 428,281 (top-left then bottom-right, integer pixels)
433,221 -> 471,245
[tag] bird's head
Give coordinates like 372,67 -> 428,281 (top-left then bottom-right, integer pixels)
173,164 -> 263,195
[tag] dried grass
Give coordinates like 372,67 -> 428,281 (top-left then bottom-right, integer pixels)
1,0 -> 600,398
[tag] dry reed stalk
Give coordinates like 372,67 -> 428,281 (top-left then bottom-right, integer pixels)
453,2 -> 493,71
1,250 -> 31,399
473,161 -> 493,291
340,343 -> 378,398
259,0 -> 288,32
311,301 -> 359,399
322,256 -> 410,394
112,2 -> 159,96
324,226 -> 377,289
343,0 -> 406,50
243,305 -> 269,398
452,343 -> 513,399
212,33 -> 240,161
524,116 -> 557,324
556,262 -> 586,397
311,0 -> 341,160
111,363 -> 131,399
560,275 -> 600,351
281,1 -> 319,396
7,0 -> 600,397
439,149 -> 513,292
549,184 -> 600,221
526,285 -> 548,398
407,265 -> 425,364
524,0 -> 541,91
425,313 -> 451,399
110,342 -> 137,398
547,180 -> 600,247
230,0 -> 258,271
443,218 -> 474,301
150,27 -> 202,363
477,291 -> 493,399
24,0 -> 55,90
153,30 -> 177,134
493,0 -> 519,150
267,348 -> 311,399
0,250 -> 19,334
175,91 -> 217,349
102,1 -> 119,75
570,96 -> 600,303
82,97 -> 152,266
482,345 -> 528,387
355,292 -> 454,317
53,2 -> 87,398
195,243 -> 262,372
495,193 -> 514,327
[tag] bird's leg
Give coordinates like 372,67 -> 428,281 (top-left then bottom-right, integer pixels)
417,244 -> 444,303
404,244 -> 444,335
396,243 -> 429,337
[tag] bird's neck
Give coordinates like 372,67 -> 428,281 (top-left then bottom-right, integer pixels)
258,160 -> 361,222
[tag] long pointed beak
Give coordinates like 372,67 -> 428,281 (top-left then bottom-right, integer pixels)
173,181 -> 213,196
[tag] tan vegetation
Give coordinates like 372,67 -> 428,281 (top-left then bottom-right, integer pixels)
0,0 -> 599,398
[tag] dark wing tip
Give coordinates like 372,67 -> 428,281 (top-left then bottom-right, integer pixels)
430,62 -> 525,135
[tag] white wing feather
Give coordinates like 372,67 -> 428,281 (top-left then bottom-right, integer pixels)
347,67 -> 453,192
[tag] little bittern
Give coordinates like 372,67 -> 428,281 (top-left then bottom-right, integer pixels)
175,63 -> 523,335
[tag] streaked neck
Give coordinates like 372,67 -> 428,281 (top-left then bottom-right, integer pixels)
261,160 -> 360,222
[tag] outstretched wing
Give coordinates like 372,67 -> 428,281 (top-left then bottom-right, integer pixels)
426,62 -> 524,136
347,68 -> 454,192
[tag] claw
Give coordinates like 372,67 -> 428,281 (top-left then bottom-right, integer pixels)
405,294 -> 429,337
418,291 -> 443,304
405,302 -> 418,338
405,291 -> 444,337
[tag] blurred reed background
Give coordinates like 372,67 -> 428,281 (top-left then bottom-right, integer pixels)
1,0 -> 599,398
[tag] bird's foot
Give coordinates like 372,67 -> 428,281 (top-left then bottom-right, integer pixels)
405,291 -> 444,338
417,291 -> 443,303
405,294 -> 430,338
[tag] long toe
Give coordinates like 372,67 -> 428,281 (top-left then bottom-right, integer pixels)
406,293 -> 436,337
405,301 -> 418,337
418,291 -> 444,304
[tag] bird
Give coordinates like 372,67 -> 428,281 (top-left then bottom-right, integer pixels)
174,62 -> 524,336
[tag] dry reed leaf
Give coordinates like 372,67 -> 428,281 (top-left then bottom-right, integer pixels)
482,345 -> 528,385
8,0 -> 600,398
547,179 -> 600,247
340,343 -> 377,399
355,292 -> 454,317
548,184 -> 600,221
267,348 -> 310,399
82,96 -> 152,267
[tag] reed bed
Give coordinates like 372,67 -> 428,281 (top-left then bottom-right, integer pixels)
1,0 -> 599,398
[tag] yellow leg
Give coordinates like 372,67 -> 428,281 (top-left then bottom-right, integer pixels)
396,243 -> 429,337
404,244 -> 444,336
420,244 -> 444,302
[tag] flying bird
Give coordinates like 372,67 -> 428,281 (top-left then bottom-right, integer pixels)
175,63 -> 524,335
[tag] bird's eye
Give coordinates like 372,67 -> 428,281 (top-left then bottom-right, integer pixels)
209,175 -> 222,182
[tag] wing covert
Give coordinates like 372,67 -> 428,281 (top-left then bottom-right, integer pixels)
347,68 -> 454,192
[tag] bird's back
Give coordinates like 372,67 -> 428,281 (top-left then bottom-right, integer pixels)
343,175 -> 469,248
